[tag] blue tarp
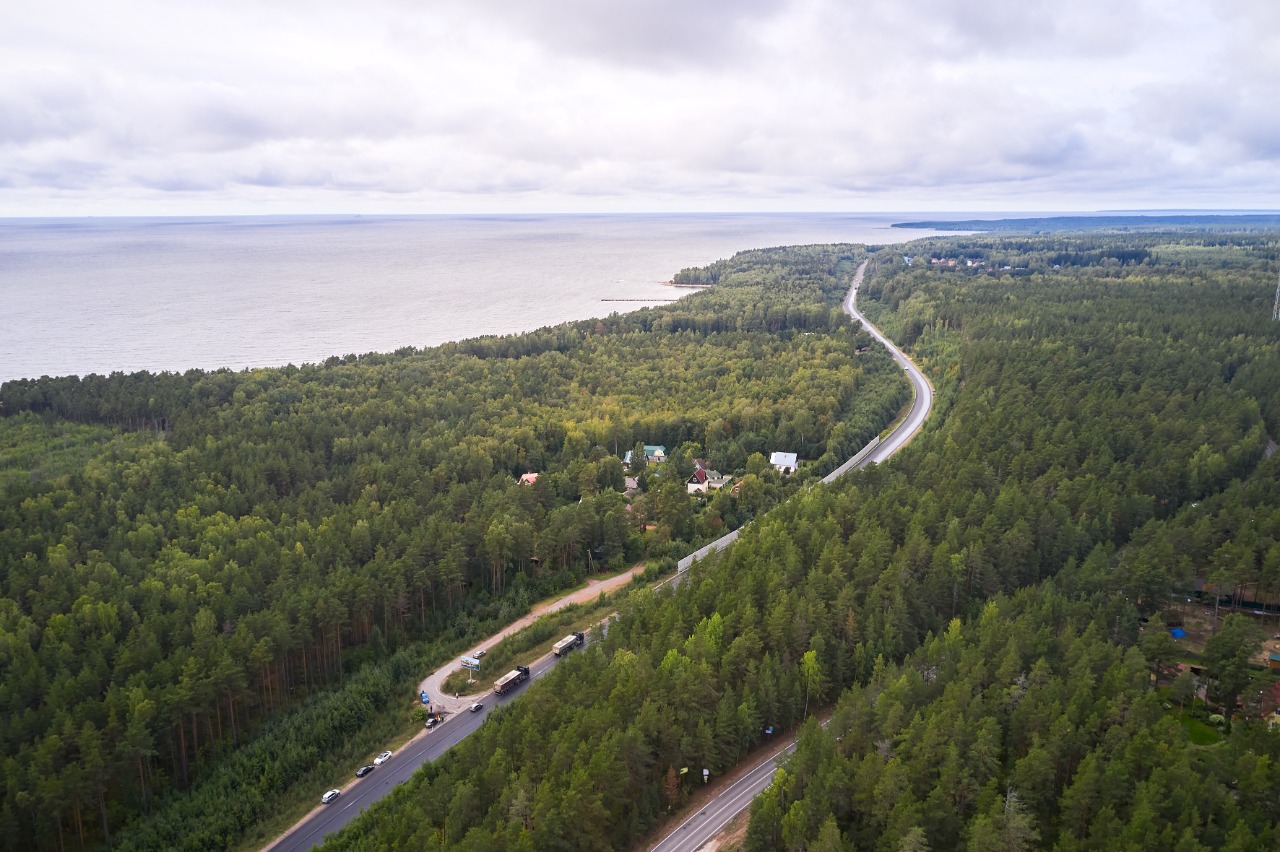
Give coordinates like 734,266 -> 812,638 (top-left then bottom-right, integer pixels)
1169,628 -> 1187,639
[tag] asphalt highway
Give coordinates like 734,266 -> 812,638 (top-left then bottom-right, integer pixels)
266,652 -> 563,852
647,259 -> 934,852
650,739 -> 800,852
677,260 -> 931,575
270,258 -> 930,852
842,261 -> 933,465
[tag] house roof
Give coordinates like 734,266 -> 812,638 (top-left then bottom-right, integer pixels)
770,451 -> 798,468
626,445 -> 668,463
519,472 -> 539,485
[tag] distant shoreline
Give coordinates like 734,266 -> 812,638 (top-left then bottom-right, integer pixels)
892,213 -> 1280,232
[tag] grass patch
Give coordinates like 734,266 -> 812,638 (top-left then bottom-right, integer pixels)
441,588 -> 629,695
1180,711 -> 1223,746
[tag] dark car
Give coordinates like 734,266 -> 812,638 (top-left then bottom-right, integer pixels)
355,764 -> 375,777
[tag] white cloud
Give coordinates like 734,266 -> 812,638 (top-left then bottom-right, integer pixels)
0,0 -> 1274,214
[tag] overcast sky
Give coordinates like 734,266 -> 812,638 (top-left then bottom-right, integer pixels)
2,0 -> 1276,216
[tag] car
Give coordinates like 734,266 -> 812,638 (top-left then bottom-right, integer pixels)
374,750 -> 393,766
355,764 -> 375,777
425,717 -> 439,729
474,649 -> 486,658
469,702 -> 484,713
322,789 -> 341,804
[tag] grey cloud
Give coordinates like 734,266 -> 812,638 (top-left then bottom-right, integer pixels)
0,68 -> 98,145
462,0 -> 787,68
0,0 -> 1275,212
16,158 -> 108,190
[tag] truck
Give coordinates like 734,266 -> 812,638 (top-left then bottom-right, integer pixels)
552,631 -> 585,657
493,665 -> 530,695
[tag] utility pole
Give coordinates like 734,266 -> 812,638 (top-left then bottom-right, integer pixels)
1273,271 -> 1280,321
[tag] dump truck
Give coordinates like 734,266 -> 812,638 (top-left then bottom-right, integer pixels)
552,631 -> 585,657
493,665 -> 530,695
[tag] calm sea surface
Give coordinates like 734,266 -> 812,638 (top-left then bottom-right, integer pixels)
0,213 -> 957,383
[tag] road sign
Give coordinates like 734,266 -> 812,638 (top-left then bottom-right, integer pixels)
461,656 -> 481,671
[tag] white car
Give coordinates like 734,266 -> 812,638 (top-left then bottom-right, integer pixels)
321,789 -> 341,804
469,702 -> 484,713
373,750 -> 393,766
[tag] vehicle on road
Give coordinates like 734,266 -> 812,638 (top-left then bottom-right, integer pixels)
321,789 -> 341,804
425,717 -> 439,729
374,750 -> 393,765
474,649 -> 486,658
492,664 -> 531,695
355,765 -> 374,777
469,702 -> 484,712
552,631 -> 585,656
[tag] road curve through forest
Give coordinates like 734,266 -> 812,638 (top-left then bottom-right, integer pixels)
266,259 -> 931,852
648,259 -> 935,852
674,259 -> 932,578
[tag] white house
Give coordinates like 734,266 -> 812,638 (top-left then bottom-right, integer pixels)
769,451 -> 798,475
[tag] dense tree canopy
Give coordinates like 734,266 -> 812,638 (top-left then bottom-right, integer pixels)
0,244 -> 910,849
314,230 -> 1280,851
5,230 -> 1280,850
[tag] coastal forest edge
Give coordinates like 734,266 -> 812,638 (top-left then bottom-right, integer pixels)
0,228 -> 1277,849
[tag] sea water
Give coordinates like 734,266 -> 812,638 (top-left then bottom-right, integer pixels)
0,213 -> 956,383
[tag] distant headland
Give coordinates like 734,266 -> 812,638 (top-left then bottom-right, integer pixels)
892,213 -> 1280,232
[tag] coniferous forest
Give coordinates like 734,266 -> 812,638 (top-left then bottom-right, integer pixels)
3,229 -> 1280,850
317,230 -> 1280,851
0,245 -> 906,849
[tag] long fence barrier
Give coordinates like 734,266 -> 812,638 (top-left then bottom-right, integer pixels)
821,435 -> 881,484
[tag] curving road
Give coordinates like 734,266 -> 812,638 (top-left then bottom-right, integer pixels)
676,260 -> 931,576
843,261 -> 933,465
649,259 -> 933,852
418,566 -> 644,718
266,258 -> 930,852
